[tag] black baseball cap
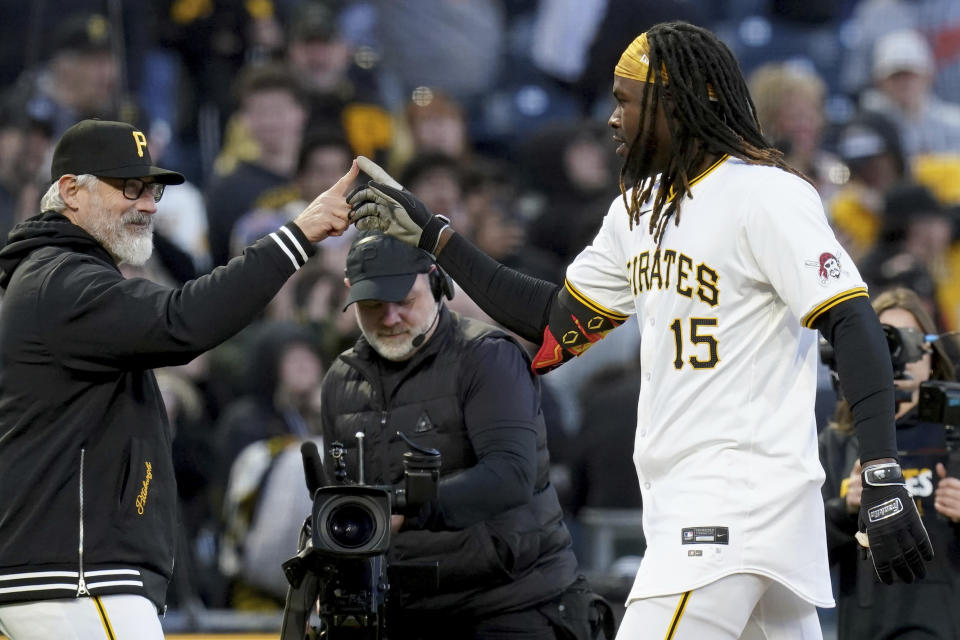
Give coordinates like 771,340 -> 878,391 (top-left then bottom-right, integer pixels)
884,182 -> 943,219
289,3 -> 338,43
48,13 -> 113,59
343,233 -> 434,310
50,119 -> 185,185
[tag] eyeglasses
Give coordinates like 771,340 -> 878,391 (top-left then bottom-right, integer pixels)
100,177 -> 165,203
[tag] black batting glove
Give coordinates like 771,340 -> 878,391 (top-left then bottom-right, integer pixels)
858,461 -> 934,584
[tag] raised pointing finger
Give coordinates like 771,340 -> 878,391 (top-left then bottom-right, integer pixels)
327,159 -> 360,196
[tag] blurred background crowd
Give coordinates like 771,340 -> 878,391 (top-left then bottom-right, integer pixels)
2,0 -> 960,633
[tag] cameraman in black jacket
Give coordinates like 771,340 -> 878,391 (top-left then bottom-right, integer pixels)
320,232 -> 581,639
0,120 -> 357,638
819,286 -> 960,639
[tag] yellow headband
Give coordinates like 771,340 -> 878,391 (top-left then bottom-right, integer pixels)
614,32 -> 717,100
615,33 -> 660,83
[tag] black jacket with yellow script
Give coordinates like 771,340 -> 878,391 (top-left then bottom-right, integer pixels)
0,211 -> 314,611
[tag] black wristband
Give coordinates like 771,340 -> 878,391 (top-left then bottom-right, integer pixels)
862,462 -> 905,486
418,215 -> 450,255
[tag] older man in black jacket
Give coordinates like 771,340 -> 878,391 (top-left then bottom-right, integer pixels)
0,119 -> 356,638
320,231 -> 582,639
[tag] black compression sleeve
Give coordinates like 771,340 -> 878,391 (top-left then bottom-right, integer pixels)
813,295 -> 898,462
436,232 -> 559,344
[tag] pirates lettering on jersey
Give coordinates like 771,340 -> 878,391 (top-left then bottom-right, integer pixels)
627,249 -> 720,307
904,465 -> 935,517
904,467 -> 934,499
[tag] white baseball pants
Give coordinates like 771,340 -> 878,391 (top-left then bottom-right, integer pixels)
616,573 -> 823,640
0,594 -> 164,639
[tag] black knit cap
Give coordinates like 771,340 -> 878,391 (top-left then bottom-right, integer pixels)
50,119 -> 185,185
343,233 -> 434,310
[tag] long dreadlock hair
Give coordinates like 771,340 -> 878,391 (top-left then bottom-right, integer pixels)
621,22 -> 811,243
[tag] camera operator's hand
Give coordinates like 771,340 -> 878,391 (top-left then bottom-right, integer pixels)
845,459 -> 862,514
348,156 -> 451,254
935,463 -> 960,523
858,461 -> 934,584
391,515 -> 405,533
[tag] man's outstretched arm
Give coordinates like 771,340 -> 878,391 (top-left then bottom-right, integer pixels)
813,295 -> 934,584
348,158 -> 625,373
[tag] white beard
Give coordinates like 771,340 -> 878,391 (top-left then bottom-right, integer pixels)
85,192 -> 154,266
364,330 -> 418,361
358,306 -> 438,362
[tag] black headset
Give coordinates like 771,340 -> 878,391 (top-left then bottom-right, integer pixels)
428,265 -> 455,302
413,265 -> 455,348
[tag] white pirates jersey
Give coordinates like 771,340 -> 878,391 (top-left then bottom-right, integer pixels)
566,156 -> 865,607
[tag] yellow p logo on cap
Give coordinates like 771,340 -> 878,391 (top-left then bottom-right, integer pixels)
132,131 -> 148,158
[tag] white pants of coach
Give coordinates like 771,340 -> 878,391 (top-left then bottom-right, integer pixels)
0,595 -> 164,639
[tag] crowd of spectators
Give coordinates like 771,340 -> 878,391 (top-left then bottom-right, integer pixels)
2,0 -> 960,629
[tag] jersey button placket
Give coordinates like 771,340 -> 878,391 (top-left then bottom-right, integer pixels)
644,317 -> 655,382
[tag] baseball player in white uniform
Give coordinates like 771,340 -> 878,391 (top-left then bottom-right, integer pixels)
347,20 -> 933,640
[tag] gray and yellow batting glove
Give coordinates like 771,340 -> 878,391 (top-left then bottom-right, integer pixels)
348,156 -> 450,254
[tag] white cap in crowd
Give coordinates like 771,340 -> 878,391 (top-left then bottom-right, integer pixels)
873,29 -> 935,81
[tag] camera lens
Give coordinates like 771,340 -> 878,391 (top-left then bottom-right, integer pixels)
327,503 -> 377,548
312,488 -> 391,555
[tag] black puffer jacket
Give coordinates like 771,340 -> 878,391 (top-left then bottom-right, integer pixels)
0,211 -> 314,611
320,308 -> 578,618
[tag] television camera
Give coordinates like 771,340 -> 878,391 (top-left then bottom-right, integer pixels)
279,432 -> 441,640
821,324 -> 960,461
